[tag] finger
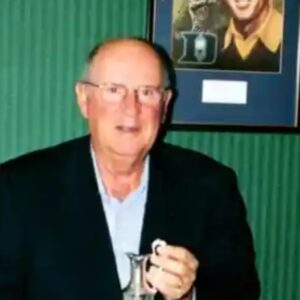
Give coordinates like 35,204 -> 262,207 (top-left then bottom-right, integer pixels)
150,253 -> 191,277
158,245 -> 199,270
142,256 -> 158,294
150,251 -> 198,282
143,280 -> 157,295
146,265 -> 181,288
146,266 -> 187,299
147,258 -> 196,295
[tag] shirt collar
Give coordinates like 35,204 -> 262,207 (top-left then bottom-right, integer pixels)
224,8 -> 283,53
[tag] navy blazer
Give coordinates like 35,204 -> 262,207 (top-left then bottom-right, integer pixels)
0,136 -> 260,299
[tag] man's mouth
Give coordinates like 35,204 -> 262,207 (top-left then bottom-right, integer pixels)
234,0 -> 251,9
116,125 -> 140,133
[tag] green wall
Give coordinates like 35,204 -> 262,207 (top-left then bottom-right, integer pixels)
0,1 -> 299,299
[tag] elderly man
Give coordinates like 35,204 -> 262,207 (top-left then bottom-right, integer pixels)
218,0 -> 283,71
0,38 -> 260,299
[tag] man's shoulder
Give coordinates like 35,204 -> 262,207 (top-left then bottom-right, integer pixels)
0,135 -> 89,176
153,142 -> 234,179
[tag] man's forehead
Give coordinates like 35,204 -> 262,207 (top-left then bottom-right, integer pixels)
87,40 -> 165,84
93,40 -> 160,63
88,40 -> 164,77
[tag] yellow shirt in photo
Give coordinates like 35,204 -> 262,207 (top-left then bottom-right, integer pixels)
223,8 -> 283,60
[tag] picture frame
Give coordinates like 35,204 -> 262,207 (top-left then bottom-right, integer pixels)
149,0 -> 300,128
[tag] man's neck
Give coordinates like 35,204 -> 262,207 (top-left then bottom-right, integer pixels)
233,3 -> 271,38
93,148 -> 146,200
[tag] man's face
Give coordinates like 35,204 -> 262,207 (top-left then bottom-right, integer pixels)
76,40 -> 172,160
224,0 -> 268,21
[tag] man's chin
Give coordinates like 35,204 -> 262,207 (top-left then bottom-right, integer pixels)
233,10 -> 256,21
110,146 -> 145,160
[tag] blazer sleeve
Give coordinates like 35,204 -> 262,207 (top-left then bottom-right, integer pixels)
0,167 -> 25,299
195,168 -> 260,300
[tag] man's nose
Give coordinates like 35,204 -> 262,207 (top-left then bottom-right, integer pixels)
122,89 -> 141,115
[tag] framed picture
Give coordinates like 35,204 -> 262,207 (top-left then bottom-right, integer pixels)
149,0 -> 300,128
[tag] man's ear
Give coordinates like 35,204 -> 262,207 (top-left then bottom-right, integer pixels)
161,89 -> 173,123
75,82 -> 89,119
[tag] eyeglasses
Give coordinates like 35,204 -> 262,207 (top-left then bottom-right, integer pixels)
80,81 -> 167,105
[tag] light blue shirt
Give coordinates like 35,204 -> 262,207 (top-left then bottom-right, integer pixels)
91,149 -> 149,289
91,149 -> 196,299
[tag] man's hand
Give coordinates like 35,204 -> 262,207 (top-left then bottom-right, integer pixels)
145,245 -> 199,300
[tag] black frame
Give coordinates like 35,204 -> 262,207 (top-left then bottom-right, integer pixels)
148,0 -> 300,131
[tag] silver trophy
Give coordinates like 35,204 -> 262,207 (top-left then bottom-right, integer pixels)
122,253 -> 154,300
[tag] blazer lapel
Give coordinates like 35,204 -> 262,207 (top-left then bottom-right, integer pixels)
139,149 -> 176,255
139,145 -> 197,256
139,148 -> 187,300
62,137 -> 122,299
